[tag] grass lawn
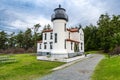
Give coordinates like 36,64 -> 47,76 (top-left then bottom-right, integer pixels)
91,55 -> 120,80
0,53 -> 65,80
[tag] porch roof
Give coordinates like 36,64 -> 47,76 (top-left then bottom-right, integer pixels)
66,39 -> 79,43
42,29 -> 53,33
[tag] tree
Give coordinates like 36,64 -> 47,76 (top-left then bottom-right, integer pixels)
33,24 -> 41,52
97,14 -> 120,52
8,32 -> 16,48
0,31 -> 8,49
111,33 -> 120,48
84,24 -> 99,51
97,13 -> 112,52
43,24 -> 51,30
16,31 -> 24,48
23,28 -> 33,50
46,24 -> 51,29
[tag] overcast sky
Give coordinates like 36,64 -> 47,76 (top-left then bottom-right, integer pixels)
0,0 -> 120,33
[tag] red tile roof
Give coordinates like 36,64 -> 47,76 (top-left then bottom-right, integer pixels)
42,29 -> 53,33
66,39 -> 79,43
67,28 -> 79,32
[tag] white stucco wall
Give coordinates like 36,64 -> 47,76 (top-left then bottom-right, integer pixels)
37,32 -> 53,52
66,41 -> 74,53
51,19 -> 67,54
79,28 -> 84,52
70,32 -> 79,41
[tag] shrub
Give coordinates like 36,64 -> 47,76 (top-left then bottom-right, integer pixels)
0,49 -> 4,54
3,48 -> 25,54
26,48 -> 34,53
0,48 -> 35,54
110,46 -> 120,55
4,48 -> 15,54
13,48 -> 25,54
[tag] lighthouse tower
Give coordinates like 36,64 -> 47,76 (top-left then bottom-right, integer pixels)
51,5 -> 68,59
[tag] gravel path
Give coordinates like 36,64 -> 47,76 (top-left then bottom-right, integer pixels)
38,54 -> 104,80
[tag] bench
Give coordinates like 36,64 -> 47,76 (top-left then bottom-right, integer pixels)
0,56 -> 17,63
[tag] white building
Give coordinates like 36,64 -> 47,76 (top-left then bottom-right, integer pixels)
37,5 -> 84,59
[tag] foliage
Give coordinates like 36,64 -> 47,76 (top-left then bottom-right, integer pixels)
84,14 -> 120,54
33,24 -> 41,52
111,32 -> 120,47
0,31 -> 8,49
91,56 -> 120,80
0,54 -> 65,80
0,23 -> 52,54
84,24 -> 99,51
43,24 -> 51,30
110,46 -> 120,55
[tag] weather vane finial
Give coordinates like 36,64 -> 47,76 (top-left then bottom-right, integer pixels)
59,4 -> 61,8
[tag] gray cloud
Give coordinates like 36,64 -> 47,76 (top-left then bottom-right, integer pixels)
0,0 -> 120,33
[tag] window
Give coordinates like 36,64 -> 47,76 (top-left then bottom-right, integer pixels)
44,42 -> 47,49
44,33 -> 47,40
81,43 -> 83,50
80,33 -> 81,40
69,32 -> 70,39
39,44 -> 41,49
50,33 -> 53,39
55,33 -> 57,43
50,42 -> 53,49
71,42 -> 73,50
65,23 -> 66,31
65,40 -> 66,49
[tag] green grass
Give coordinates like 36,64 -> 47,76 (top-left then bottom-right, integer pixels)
0,53 -> 65,80
91,55 -> 120,80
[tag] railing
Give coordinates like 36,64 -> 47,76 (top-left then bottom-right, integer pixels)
0,56 -> 17,63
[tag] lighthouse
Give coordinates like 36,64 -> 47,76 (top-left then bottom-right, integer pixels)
37,5 -> 84,61
51,5 -> 68,58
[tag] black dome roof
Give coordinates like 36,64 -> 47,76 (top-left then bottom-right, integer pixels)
51,5 -> 68,22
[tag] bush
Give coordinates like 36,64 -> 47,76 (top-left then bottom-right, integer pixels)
26,48 -> 34,53
1,48 -> 25,54
110,46 -> 120,55
0,49 -> 4,54
0,48 -> 35,54
4,48 -> 15,54
13,48 -> 25,54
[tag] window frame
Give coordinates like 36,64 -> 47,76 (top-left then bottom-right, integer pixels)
55,33 -> 57,43
39,44 -> 41,49
44,42 -> 47,49
71,42 -> 73,50
50,33 -> 53,39
81,43 -> 83,50
44,33 -> 47,40
50,42 -> 53,49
